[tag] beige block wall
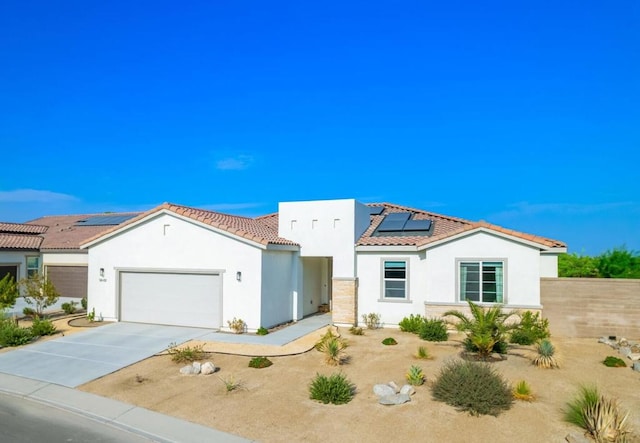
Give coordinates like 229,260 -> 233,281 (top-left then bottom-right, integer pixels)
541,278 -> 640,338
332,277 -> 357,325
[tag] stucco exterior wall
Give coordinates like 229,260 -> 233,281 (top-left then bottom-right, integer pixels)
278,199 -> 369,277
86,213 -> 264,327
0,251 -> 32,281
540,254 -> 559,277
260,250 -> 295,328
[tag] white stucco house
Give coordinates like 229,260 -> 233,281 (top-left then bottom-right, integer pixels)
74,198 -> 566,331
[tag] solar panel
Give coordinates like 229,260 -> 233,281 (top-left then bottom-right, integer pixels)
377,212 -> 410,232
75,214 -> 137,226
368,206 -> 384,216
403,219 -> 432,232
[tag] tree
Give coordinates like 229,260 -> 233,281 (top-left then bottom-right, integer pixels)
19,273 -> 60,318
0,273 -> 20,311
558,253 -> 599,277
596,246 -> 640,279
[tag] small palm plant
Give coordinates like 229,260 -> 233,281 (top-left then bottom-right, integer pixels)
532,339 -> 559,368
513,380 -> 534,402
406,365 -> 425,386
443,300 -> 517,360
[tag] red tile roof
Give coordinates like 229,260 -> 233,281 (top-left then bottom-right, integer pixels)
357,203 -> 565,249
82,203 -> 299,247
0,222 -> 48,234
27,213 -> 142,250
0,233 -> 43,250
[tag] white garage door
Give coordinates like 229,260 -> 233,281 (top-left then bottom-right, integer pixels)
120,271 -> 222,329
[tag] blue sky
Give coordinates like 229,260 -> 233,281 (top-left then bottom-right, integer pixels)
1,1 -> 638,255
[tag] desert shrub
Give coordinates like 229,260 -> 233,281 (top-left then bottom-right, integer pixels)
248,356 -> 273,368
81,297 -> 88,310
61,301 -> 78,315
22,307 -> 36,318
603,356 -> 626,368
227,317 -> 246,334
19,273 -> 60,318
220,375 -> 241,392
316,336 -> 348,365
510,311 -> 550,345
444,301 -> 517,360
0,274 -> 19,310
406,365 -> 425,386
382,337 -> 397,345
361,312 -> 381,329
564,386 -> 631,443
399,314 -> 425,334
513,380 -> 534,402
167,342 -> 205,363
418,318 -> 449,342
532,339 -> 559,368
349,326 -> 364,335
431,359 -> 513,416
309,372 -> 355,405
30,317 -> 57,337
256,326 -> 269,336
0,318 -> 33,347
415,346 -> 432,360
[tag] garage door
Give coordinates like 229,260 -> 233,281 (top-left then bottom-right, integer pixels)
46,266 -> 88,299
119,271 -> 222,329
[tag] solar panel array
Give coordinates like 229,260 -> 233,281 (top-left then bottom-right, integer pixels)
368,206 -> 385,216
376,212 -> 432,235
75,214 -> 138,226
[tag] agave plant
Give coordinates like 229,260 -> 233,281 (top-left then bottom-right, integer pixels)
565,386 -> 631,443
532,339 -> 559,368
406,365 -> 425,386
443,300 -> 517,360
316,336 -> 348,366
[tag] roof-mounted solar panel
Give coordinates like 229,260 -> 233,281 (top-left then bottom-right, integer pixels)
75,214 -> 137,226
368,206 -> 384,216
403,219 -> 432,231
377,212 -> 411,232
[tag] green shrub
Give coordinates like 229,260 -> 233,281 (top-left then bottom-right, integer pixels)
61,301 -> 78,315
382,337 -> 397,345
431,359 -> 513,416
510,311 -> 550,345
415,346 -> 432,360
603,356 -> 626,368
418,318 -> 449,342
256,327 -> 269,336
406,365 -> 425,386
30,317 -> 57,337
564,386 -> 631,442
167,342 -> 205,363
399,314 -> 425,334
309,372 -> 355,405
349,326 -> 364,335
0,318 -> 33,347
81,297 -> 88,310
248,356 -> 273,368
0,274 -> 19,310
22,307 -> 36,318
513,380 -> 534,402
361,312 -> 381,329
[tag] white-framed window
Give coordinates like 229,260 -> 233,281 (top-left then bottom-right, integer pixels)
382,260 -> 408,299
459,260 -> 504,303
26,256 -> 40,278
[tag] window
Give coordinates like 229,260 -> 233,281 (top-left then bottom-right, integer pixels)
459,261 -> 504,303
26,256 -> 40,278
383,260 -> 407,299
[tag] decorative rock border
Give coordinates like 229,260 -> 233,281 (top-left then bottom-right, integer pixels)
598,336 -> 640,372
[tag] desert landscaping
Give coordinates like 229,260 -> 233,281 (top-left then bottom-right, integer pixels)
69,321 -> 640,443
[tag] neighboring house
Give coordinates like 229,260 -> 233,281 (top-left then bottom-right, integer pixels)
0,213 -> 141,300
79,199 -> 566,331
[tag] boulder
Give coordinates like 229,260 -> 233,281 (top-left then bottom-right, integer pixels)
619,338 -> 629,347
633,362 -> 640,373
373,384 -> 396,397
388,381 -> 400,393
180,365 -> 197,375
192,362 -> 202,374
619,347 -> 631,357
627,353 -> 640,361
565,432 -> 592,443
400,385 -> 416,396
379,394 -> 411,405
201,362 -> 216,375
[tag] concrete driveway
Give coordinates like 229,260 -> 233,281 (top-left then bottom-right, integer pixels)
0,323 -> 211,388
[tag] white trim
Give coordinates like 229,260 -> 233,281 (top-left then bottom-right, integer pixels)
380,257 -> 410,301
456,258 -> 507,304
355,245 -> 418,252
417,227 -> 561,251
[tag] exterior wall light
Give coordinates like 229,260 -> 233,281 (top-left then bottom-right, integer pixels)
236,271 -> 242,282
99,268 -> 105,278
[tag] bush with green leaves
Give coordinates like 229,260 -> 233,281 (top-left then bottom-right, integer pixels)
167,342 -> 205,363
30,317 -> 57,337
81,297 -> 88,310
513,380 -> 534,402
509,311 -> 550,345
316,335 -> 348,366
415,345 -> 432,360
0,274 -> 20,311
532,339 -> 559,368
399,314 -> 425,334
444,300 -> 516,359
309,372 -> 355,405
248,356 -> 273,368
564,386 -> 631,442
61,301 -> 78,315
19,274 -> 60,318
382,337 -> 397,345
406,365 -> 425,386
603,356 -> 626,368
256,326 -> 269,336
0,317 -> 33,347
418,318 -> 449,342
431,359 -> 513,416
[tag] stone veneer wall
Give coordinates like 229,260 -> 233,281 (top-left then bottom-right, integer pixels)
332,277 -> 358,325
541,277 -> 640,338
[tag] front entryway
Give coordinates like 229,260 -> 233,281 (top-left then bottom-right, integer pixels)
301,257 -> 332,316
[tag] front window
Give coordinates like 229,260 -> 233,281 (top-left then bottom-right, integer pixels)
383,260 -> 407,299
26,256 -> 40,278
459,261 -> 504,303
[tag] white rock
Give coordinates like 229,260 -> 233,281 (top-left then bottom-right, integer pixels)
180,365 -> 197,375
192,362 -> 202,374
379,394 -> 411,405
400,385 -> 416,396
373,384 -> 396,397
627,353 -> 640,361
201,361 -> 216,375
388,381 -> 400,393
